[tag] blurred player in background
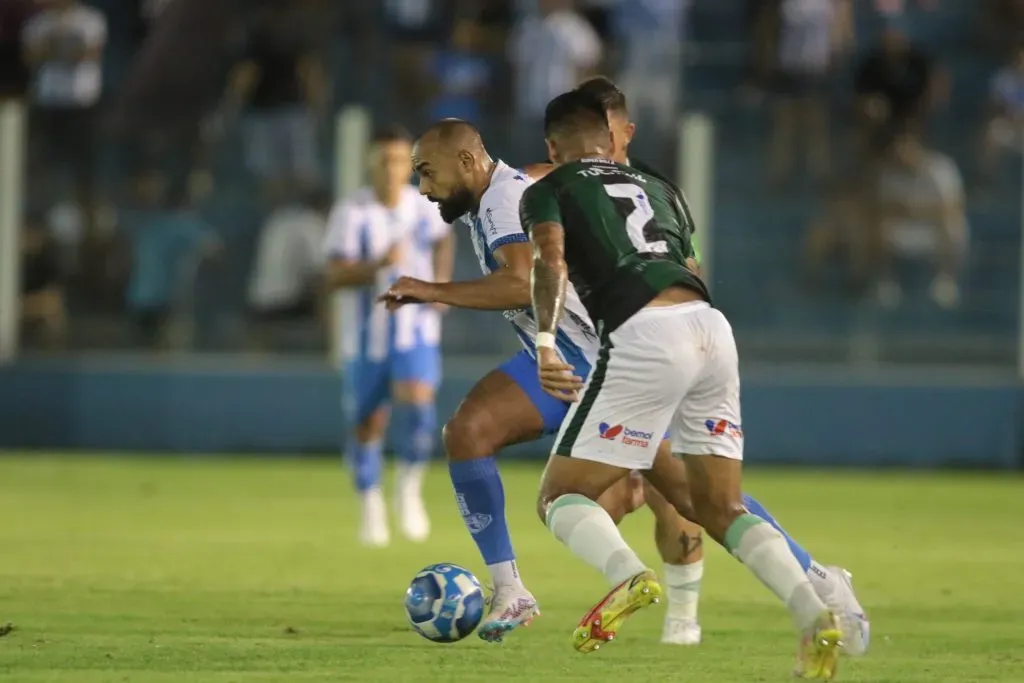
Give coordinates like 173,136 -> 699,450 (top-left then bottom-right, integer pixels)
322,125 -> 455,547
523,89 -> 840,678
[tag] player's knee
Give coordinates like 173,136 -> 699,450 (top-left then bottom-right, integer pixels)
354,408 -> 388,443
535,488 -> 564,525
392,381 -> 435,405
442,413 -> 496,462
535,494 -> 549,525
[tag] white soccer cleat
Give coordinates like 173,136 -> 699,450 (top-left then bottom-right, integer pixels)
477,587 -> 540,643
394,463 -> 430,542
661,616 -> 702,645
358,487 -> 390,547
812,565 -> 870,656
395,491 -> 430,542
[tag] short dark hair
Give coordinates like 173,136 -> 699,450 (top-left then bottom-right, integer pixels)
575,76 -> 628,115
371,124 -> 412,145
544,89 -> 610,139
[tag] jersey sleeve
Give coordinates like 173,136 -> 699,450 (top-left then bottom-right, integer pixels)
321,201 -> 360,261
518,181 -> 562,236
479,180 -> 530,251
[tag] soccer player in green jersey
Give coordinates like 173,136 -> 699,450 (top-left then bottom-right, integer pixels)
572,75 -> 869,655
522,89 -> 842,679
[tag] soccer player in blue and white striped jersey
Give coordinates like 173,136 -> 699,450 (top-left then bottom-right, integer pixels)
323,125 -> 454,547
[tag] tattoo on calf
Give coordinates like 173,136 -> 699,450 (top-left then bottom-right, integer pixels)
678,532 -> 703,560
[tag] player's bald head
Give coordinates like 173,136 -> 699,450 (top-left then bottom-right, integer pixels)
413,119 -> 494,223
415,119 -> 486,158
543,89 -> 613,166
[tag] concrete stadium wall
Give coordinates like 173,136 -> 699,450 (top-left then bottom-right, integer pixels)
0,356 -> 1020,468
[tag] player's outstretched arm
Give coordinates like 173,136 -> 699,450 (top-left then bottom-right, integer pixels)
529,221 -> 582,401
529,222 -> 568,337
387,241 -> 533,310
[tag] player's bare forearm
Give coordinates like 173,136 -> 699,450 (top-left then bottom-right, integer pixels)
529,222 -> 567,335
424,269 -> 530,310
325,260 -> 380,289
432,232 -> 455,284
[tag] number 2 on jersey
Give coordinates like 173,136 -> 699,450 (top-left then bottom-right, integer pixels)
603,183 -> 668,254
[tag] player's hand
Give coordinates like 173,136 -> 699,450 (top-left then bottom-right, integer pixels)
379,276 -> 434,311
536,346 -> 584,402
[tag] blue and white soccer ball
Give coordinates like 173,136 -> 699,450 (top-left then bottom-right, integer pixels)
404,563 -> 485,643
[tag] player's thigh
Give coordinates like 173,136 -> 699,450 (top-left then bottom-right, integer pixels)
666,308 -> 746,530
391,345 -> 441,404
552,310 -> 694,471
442,351 -> 553,460
344,358 -> 391,438
668,308 -> 744,464
642,465 -> 703,538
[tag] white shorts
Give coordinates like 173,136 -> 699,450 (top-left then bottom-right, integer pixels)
551,301 -> 743,470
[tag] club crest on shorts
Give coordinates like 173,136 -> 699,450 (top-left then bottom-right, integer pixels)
598,423 -> 624,440
704,419 -> 743,438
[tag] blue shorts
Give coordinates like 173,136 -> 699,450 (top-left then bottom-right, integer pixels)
497,349 -> 592,436
345,345 -> 441,424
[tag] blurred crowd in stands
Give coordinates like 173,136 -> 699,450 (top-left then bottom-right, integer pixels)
2,0 -> 1021,364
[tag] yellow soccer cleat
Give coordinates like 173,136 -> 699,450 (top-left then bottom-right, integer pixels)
571,569 -> 663,653
794,611 -> 843,680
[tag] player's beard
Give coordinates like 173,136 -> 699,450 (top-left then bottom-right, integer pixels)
430,186 -> 475,223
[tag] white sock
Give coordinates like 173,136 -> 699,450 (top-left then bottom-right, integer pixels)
395,462 -> 427,499
487,560 -> 525,591
806,561 -> 835,604
725,514 -> 826,631
807,560 -> 829,581
360,487 -> 387,532
664,560 -> 703,621
546,493 -> 648,586
362,486 -> 385,508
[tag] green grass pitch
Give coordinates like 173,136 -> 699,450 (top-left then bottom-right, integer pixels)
0,453 -> 1021,682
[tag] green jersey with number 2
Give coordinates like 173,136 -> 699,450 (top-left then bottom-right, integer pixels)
520,157 -> 710,334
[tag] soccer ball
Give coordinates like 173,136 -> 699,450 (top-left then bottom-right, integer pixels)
404,563 -> 485,643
